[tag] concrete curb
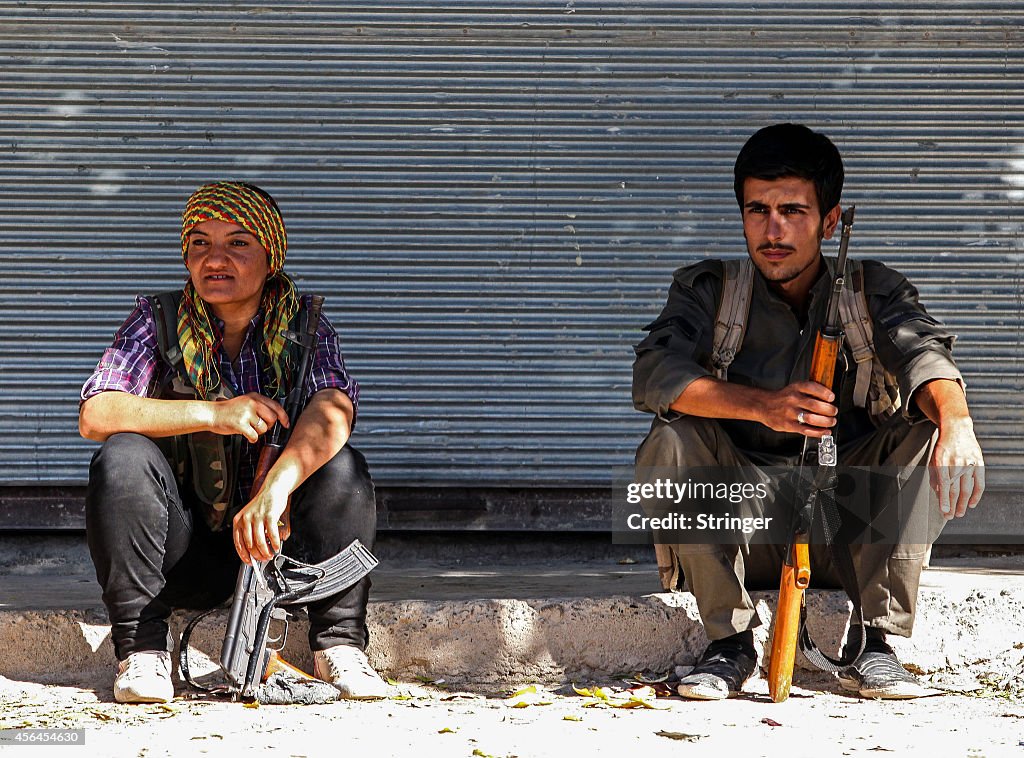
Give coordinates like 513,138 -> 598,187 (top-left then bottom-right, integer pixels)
2,584 -> 1021,690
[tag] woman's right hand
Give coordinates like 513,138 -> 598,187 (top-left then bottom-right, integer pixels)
210,393 -> 289,442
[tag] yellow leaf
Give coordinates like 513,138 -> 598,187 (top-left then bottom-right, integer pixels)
243,701 -> 260,709
563,715 -> 583,722
572,684 -> 593,697
615,695 -> 667,710
505,685 -> 553,708
438,727 -> 456,734
593,687 -> 613,701
507,695 -> 553,708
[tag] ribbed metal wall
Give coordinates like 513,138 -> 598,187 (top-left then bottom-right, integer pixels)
1,2 -> 1021,489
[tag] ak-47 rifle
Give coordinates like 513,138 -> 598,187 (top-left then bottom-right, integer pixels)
766,206 -> 865,703
180,295 -> 378,701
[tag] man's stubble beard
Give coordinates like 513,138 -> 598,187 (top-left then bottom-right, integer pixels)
753,252 -> 820,284
746,223 -> 825,285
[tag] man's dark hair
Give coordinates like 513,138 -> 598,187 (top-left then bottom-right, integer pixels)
733,123 -> 844,218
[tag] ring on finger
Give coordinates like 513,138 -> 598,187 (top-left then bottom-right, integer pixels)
797,411 -> 805,425
255,418 -> 266,429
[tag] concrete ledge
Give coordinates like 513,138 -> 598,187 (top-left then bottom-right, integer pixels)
3,558 -> 1023,690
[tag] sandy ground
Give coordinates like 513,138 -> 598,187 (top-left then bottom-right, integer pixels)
3,668 -> 1024,758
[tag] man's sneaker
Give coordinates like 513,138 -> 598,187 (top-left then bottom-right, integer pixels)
677,633 -> 757,700
313,645 -> 392,700
113,650 -> 174,704
837,640 -> 938,699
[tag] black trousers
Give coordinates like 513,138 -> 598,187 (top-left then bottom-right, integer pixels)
85,432 -> 377,661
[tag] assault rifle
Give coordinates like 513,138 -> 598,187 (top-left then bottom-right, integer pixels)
217,539 -> 377,699
766,207 -> 866,703
181,295 -> 379,701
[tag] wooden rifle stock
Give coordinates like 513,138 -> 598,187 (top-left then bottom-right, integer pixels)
767,542 -> 810,702
767,322 -> 839,702
264,649 -> 317,682
766,207 -> 855,703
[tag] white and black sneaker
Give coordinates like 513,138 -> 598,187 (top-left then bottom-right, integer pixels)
837,632 -> 939,700
677,632 -> 757,700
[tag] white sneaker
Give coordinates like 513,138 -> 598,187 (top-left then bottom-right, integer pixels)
113,650 -> 174,704
313,646 -> 392,700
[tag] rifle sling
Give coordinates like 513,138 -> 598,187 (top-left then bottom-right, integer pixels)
796,470 -> 867,674
179,607 -> 233,696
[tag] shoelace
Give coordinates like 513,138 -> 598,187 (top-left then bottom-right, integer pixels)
321,649 -> 375,677
700,641 -> 751,666
121,653 -> 170,682
853,651 -> 913,681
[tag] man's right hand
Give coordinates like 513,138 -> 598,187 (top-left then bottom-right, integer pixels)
669,376 -> 837,438
210,393 -> 290,443
760,381 -> 837,438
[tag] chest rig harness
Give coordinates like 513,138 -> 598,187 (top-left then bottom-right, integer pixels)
145,291 -> 309,531
710,257 -> 901,423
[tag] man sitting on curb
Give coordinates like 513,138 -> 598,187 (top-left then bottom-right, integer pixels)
79,181 -> 390,703
632,123 -> 985,700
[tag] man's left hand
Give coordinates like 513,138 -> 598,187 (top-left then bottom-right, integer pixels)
929,418 -> 985,519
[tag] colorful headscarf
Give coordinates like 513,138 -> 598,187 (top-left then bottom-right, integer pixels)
178,181 -> 299,400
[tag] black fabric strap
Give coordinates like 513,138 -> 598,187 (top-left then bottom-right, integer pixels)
793,465 -> 866,674
146,291 -> 184,374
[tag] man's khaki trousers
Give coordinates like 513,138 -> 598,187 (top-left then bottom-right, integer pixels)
635,414 -> 941,641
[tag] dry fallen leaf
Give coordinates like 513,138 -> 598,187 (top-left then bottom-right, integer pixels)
505,685 -> 554,708
633,672 -> 670,684
655,729 -> 704,741
573,683 -> 666,710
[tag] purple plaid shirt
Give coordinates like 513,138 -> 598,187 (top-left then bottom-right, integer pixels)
81,294 -> 360,504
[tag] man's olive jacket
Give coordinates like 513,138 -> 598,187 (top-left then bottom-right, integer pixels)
632,255 -> 963,457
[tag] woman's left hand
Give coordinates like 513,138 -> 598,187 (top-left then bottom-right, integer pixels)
232,488 -> 292,565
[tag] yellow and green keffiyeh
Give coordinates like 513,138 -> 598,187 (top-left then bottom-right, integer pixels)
177,181 -> 299,400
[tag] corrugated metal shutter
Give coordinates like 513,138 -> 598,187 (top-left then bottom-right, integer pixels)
1,2 -> 1021,490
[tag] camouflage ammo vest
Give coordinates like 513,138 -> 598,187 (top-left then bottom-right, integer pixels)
145,291 -> 308,532
710,257 -> 902,425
